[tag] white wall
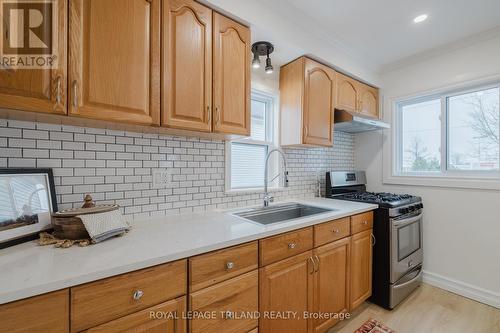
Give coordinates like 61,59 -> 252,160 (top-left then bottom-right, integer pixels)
356,33 -> 500,307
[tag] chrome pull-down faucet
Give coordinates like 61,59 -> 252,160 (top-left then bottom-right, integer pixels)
263,148 -> 289,207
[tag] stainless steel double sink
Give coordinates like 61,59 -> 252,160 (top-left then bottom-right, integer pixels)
231,203 -> 335,225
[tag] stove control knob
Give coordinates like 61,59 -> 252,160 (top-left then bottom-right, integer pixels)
419,203 -> 424,209
399,207 -> 409,214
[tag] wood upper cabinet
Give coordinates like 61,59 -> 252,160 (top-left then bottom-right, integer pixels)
350,229 -> 373,310
303,59 -> 335,146
312,238 -> 350,333
336,72 -> 379,118
336,72 -> 358,113
212,12 -> 251,135
68,0 -> 160,125
279,57 -> 335,147
162,0 -> 212,132
358,83 -> 379,118
0,289 -> 69,333
0,0 -> 67,115
85,297 -> 186,333
259,251 -> 314,333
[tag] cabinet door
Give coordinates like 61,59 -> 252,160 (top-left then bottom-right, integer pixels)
358,84 -> 379,118
350,229 -> 373,310
162,0 -> 212,132
303,58 -> 335,146
0,289 -> 69,333
213,13 -> 250,135
190,271 -> 258,333
85,297 -> 186,333
0,0 -> 67,114
336,73 -> 358,113
69,0 -> 160,125
259,251 -> 314,333
313,238 -> 350,333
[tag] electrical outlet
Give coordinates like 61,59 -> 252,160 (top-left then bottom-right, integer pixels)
152,169 -> 171,188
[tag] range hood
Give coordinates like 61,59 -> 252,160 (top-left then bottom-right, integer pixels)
334,110 -> 390,133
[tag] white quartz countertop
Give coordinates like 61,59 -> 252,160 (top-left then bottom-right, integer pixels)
0,198 -> 377,305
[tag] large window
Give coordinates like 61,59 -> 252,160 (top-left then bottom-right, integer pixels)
226,91 -> 278,190
395,84 -> 500,175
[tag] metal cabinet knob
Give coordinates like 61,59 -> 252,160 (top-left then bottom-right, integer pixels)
225,311 -> 234,319
332,229 -> 340,233
288,242 -> 296,249
133,290 -> 144,300
362,220 -> 368,225
226,261 -> 235,270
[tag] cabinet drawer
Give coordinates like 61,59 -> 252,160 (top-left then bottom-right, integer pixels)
189,241 -> 258,292
190,270 -> 258,333
84,297 -> 186,333
351,211 -> 373,234
0,289 -> 69,333
314,217 -> 350,247
259,227 -> 313,266
71,259 -> 186,332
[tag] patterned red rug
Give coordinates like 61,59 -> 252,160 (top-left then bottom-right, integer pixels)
354,318 -> 396,333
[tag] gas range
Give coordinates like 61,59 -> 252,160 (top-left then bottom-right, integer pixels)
334,191 -> 421,208
325,171 -> 422,212
325,171 -> 423,309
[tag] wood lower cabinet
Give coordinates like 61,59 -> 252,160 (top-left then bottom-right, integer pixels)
212,12 -> 251,135
190,270 -> 258,333
0,210 -> 375,333
85,297 -> 186,333
0,289 -> 69,333
71,260 -> 187,332
189,241 -> 258,292
350,229 -> 373,310
0,0 -> 67,115
259,251 -> 314,333
162,0 -> 212,132
312,238 -> 350,333
68,0 -> 160,125
280,57 -> 335,147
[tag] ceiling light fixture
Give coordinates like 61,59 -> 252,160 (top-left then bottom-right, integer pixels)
413,14 -> 428,23
251,41 -> 274,74
252,52 -> 261,68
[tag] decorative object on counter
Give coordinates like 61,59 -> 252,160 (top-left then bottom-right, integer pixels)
251,41 -> 274,74
49,194 -> 130,246
81,194 -> 95,208
38,232 -> 91,248
0,168 -> 58,249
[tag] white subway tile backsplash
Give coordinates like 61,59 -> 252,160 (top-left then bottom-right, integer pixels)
0,119 -> 354,218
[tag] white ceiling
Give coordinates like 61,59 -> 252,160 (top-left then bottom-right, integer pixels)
207,0 -> 500,86
270,0 -> 500,70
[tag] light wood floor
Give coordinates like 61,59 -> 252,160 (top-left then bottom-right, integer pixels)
328,283 -> 500,333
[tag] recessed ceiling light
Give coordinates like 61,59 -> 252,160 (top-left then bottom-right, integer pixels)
413,14 -> 428,23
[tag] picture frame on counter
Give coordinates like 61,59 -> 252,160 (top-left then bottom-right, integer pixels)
0,168 -> 58,249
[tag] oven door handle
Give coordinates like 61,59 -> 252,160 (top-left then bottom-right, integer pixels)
393,267 -> 423,289
392,212 -> 423,228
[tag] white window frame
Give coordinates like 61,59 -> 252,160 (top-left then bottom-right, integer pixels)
384,76 -> 500,190
225,90 -> 281,193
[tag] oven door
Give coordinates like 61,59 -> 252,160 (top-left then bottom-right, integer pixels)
390,211 -> 423,283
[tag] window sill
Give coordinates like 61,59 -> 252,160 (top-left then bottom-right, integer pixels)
383,173 -> 500,191
225,186 -> 286,195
